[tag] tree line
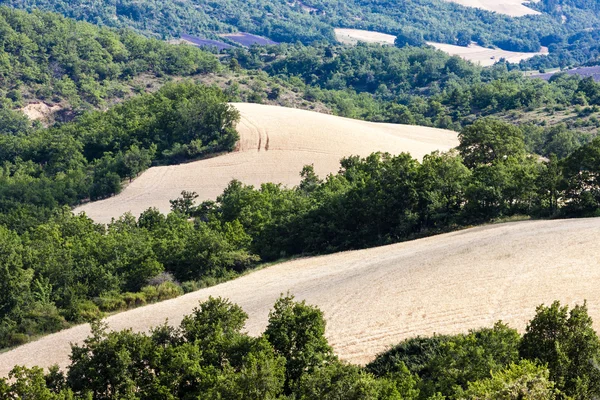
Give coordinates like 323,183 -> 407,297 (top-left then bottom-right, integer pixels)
230,43 -> 597,153
1,116 -> 598,348
2,296 -> 600,399
5,0 -> 600,67
192,118 -> 599,261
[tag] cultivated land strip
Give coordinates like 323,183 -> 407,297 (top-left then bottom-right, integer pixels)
1,217 -> 599,376
75,103 -> 458,223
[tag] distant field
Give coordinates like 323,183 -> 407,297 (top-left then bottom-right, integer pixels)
74,103 -> 458,223
1,217 -> 599,376
428,42 -> 548,66
179,34 -> 232,51
219,32 -> 278,47
440,0 -> 540,16
529,66 -> 600,82
333,29 -> 546,66
334,29 -> 396,45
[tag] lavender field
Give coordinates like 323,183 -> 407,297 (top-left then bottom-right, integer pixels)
220,32 -> 278,47
180,34 -> 232,51
533,66 -> 600,82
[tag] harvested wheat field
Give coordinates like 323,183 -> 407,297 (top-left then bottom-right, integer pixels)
334,28 -> 396,45
74,103 -> 458,224
428,42 -> 548,66
441,0 -> 540,16
333,29 -> 546,67
1,217 -> 600,376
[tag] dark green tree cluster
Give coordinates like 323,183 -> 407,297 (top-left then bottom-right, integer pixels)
0,7 -> 220,108
2,298 -> 600,400
367,301 -> 600,399
0,208 -> 257,349
0,81 -> 239,230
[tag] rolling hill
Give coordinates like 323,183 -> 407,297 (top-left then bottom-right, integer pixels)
74,103 -> 459,223
1,217 -> 598,377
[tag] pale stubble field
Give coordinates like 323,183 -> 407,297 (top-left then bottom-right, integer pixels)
1,217 -> 599,376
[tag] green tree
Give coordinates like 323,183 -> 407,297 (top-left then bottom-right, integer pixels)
418,151 -> 471,228
264,294 -> 335,393
562,137 -> 600,215
169,190 -> 199,216
298,362 -> 407,400
0,226 -> 33,347
457,360 -> 558,400
458,118 -> 526,169
520,301 -> 600,398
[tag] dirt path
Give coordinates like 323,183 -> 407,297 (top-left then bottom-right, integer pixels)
74,103 -> 458,223
1,217 -> 599,376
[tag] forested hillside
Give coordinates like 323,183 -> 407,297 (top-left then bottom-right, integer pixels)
1,114 -> 599,348
5,0 -> 600,67
0,7 -> 221,111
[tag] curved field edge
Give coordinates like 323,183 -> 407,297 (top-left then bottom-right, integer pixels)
333,28 -> 547,67
1,217 -> 599,376
74,103 -> 459,223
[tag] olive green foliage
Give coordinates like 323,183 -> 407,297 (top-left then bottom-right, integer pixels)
197,118 -> 600,261
367,302 -> 600,400
366,323 -> 521,398
0,81 -> 239,222
264,294 -> 335,393
0,7 -> 219,108
65,297 -> 286,399
456,360 -> 558,400
0,210 -> 257,349
2,299 -> 597,400
520,301 -> 600,398
297,362 -> 412,400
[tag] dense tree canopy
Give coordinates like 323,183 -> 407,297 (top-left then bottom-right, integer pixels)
0,7 -> 220,109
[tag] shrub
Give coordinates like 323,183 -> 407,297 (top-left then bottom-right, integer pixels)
73,300 -> 103,322
181,281 -> 200,293
7,333 -> 29,347
156,282 -> 184,301
147,272 -> 177,287
141,286 -> 159,303
19,303 -> 68,335
122,292 -> 147,308
94,293 -> 127,312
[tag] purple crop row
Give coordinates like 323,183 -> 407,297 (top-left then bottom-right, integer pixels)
180,34 -> 233,51
221,32 -> 279,47
533,66 -> 600,82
